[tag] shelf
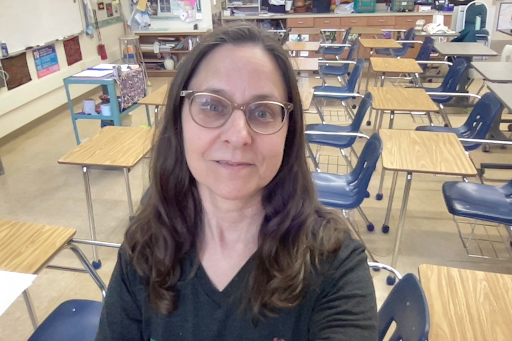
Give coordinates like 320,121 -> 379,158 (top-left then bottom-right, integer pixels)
147,69 -> 177,77
144,59 -> 165,63
141,48 -> 191,54
227,4 -> 259,7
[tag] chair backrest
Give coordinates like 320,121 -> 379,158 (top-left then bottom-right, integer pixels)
348,92 -> 372,132
346,58 -> 365,92
346,39 -> 359,61
416,37 -> 435,70
440,58 -> 467,92
501,45 -> 512,62
344,133 -> 382,196
378,273 -> 430,341
401,27 -> 416,50
464,1 -> 488,31
341,27 -> 352,45
460,92 -> 503,151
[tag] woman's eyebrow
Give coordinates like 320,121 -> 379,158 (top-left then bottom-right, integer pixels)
200,88 -> 282,102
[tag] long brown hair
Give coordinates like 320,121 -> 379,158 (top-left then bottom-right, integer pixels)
125,22 -> 347,319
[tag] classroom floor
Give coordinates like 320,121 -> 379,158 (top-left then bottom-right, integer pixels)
1,71 -> 512,341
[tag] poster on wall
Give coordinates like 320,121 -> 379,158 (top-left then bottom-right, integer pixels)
497,2 -> 512,31
33,44 -> 60,79
63,36 -> 83,66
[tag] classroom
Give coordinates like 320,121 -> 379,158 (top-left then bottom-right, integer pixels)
1,0 -> 512,340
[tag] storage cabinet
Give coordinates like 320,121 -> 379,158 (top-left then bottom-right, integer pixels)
287,17 -> 315,28
368,16 -> 396,26
340,17 -> 369,27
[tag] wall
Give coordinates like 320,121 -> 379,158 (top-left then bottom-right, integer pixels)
0,12 -> 125,139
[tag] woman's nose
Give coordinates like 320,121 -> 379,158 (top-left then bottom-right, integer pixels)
220,109 -> 252,146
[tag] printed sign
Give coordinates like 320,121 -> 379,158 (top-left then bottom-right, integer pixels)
33,44 -> 60,78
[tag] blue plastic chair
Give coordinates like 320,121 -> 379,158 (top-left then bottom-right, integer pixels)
374,28 -> 416,58
321,27 -> 352,60
420,58 -> 468,127
416,92 -> 503,152
306,92 -> 372,172
443,180 -> 512,230
416,37 -> 435,72
319,40 -> 359,86
378,273 -> 430,341
27,300 -> 102,341
313,58 -> 365,123
312,133 -> 382,233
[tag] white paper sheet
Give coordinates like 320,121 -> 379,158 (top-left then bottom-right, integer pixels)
73,70 -> 114,78
0,271 -> 37,316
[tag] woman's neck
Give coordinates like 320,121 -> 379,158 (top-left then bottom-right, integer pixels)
198,185 -> 263,256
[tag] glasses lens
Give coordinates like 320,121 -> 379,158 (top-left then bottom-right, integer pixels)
190,94 -> 231,128
246,102 -> 286,134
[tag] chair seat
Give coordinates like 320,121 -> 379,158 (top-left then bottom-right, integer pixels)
313,85 -> 352,101
312,172 -> 361,210
374,48 -> 394,56
442,181 -> 512,225
323,46 -> 345,56
415,126 -> 481,151
424,87 -> 451,104
305,124 -> 355,148
320,65 -> 350,77
28,300 -> 103,341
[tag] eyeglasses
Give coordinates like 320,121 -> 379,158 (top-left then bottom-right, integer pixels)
180,90 -> 293,135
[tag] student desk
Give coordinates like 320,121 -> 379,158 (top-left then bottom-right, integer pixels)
138,84 -> 170,125
0,219 -> 76,329
418,264 -> 512,341
379,130 -> 477,284
58,126 -> 153,267
290,57 -> 319,72
368,87 -> 439,134
352,27 -> 385,36
284,42 -> 321,55
358,39 -> 402,93
63,74 -> 152,145
298,81 -> 314,111
370,57 -> 424,87
471,62 -> 512,83
290,28 -> 321,35
433,42 -> 498,57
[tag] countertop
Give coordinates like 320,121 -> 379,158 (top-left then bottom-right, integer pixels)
223,11 -> 453,20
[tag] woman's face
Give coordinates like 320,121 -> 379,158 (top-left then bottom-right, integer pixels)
182,44 -> 288,203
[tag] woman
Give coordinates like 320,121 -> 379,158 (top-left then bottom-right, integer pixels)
96,23 -> 377,341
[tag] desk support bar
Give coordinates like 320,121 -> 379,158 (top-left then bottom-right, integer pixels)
124,168 -> 135,218
82,166 -> 99,265
304,131 -> 370,139
67,242 -> 107,299
22,290 -> 38,330
72,239 -> 122,248
368,262 -> 403,280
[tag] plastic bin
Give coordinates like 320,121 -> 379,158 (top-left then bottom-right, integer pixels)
354,0 -> 377,13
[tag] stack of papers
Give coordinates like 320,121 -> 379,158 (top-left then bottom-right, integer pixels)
0,271 -> 37,316
74,70 -> 113,78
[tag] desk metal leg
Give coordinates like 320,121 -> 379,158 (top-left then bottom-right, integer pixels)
372,75 -> 386,134
145,105 -> 152,127
22,290 -> 38,330
366,72 -> 381,126
382,171 -> 398,233
377,111 -> 394,200
0,156 -> 4,175
124,168 -> 135,219
364,50 -> 373,94
82,166 -> 100,268
387,172 -> 413,285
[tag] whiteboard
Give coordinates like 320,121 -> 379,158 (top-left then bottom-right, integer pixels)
0,0 -> 83,54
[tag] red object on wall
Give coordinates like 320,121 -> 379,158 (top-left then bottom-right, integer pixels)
63,36 -> 83,66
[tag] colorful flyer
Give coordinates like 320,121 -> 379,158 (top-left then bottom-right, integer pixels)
33,44 -> 60,79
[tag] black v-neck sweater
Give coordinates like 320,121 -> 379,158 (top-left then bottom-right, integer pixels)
95,236 -> 378,341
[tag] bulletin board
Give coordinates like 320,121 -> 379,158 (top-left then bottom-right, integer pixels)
497,2 -> 512,31
0,0 -> 84,54
94,0 -> 124,27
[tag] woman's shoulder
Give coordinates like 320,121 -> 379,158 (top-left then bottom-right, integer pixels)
309,233 -> 369,288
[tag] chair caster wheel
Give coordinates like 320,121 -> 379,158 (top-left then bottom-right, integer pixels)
376,193 -> 383,201
444,124 -> 449,127
92,260 -> 102,270
386,275 -> 396,285
382,225 -> 390,234
482,144 -> 490,153
365,191 -> 370,198
367,223 -> 375,232
352,104 -> 357,109
366,120 -> 372,126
